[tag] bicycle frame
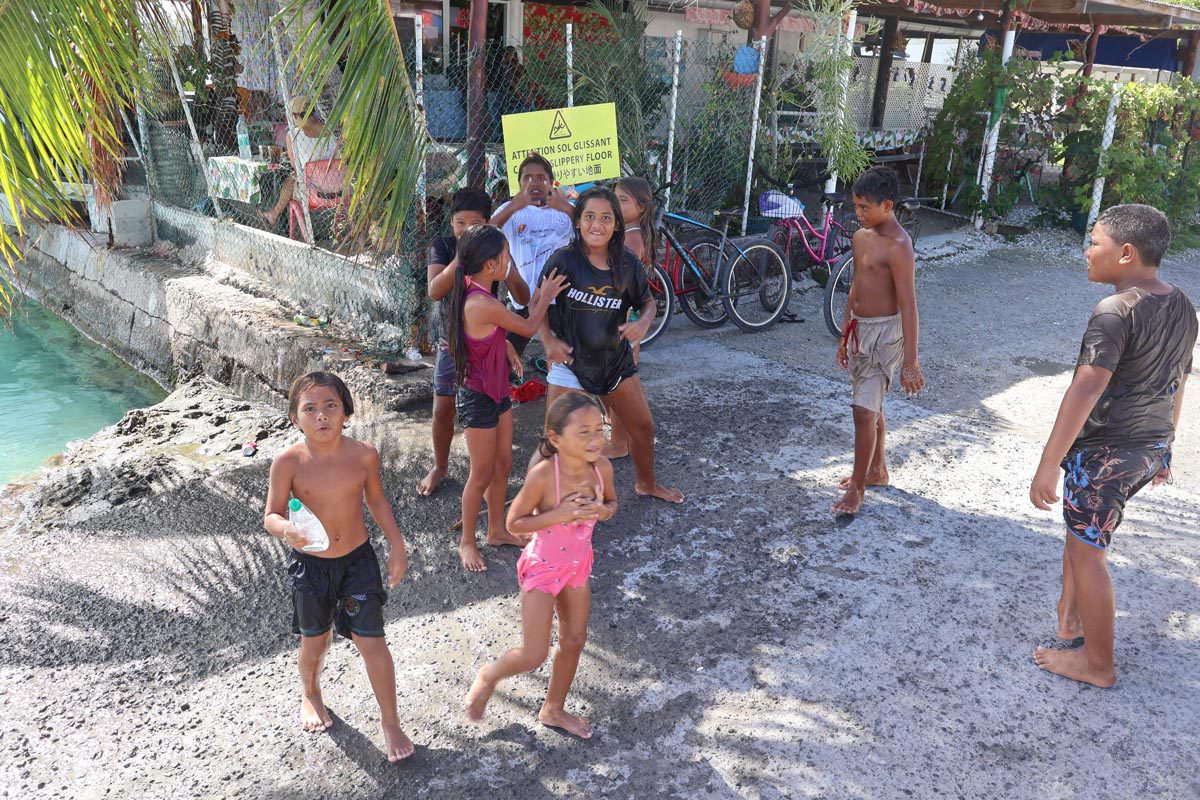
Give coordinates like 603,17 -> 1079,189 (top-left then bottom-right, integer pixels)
657,210 -> 755,296
771,206 -> 848,268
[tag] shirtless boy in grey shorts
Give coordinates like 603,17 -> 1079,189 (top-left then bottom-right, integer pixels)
834,167 -> 924,514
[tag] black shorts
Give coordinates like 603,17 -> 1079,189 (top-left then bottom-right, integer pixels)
1060,445 -> 1168,550
455,386 -> 512,430
288,541 -> 386,639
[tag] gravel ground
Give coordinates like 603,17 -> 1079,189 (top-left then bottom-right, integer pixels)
2,226 -> 1198,800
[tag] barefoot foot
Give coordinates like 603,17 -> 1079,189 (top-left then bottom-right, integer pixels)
417,466 -> 447,497
259,209 -> 279,228
601,444 -> 629,459
486,528 -> 528,548
635,482 -> 684,504
1032,647 -> 1115,688
538,707 -> 593,739
1056,619 -> 1083,642
839,468 -> 888,490
832,486 -> 864,514
464,669 -> 496,722
459,542 -> 488,572
300,693 -> 333,732
381,720 -> 415,762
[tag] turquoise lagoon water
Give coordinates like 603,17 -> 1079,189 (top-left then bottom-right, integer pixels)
0,301 -> 166,484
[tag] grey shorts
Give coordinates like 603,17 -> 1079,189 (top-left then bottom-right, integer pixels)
847,312 -> 903,413
433,344 -> 456,397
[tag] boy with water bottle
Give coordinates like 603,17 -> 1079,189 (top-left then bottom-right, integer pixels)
263,371 -> 414,761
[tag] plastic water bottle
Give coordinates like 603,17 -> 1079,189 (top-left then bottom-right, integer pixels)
288,498 -> 329,552
236,115 -> 252,159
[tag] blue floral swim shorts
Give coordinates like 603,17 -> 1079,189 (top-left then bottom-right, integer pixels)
1060,444 -> 1168,550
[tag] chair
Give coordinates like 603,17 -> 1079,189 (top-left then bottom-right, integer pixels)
288,158 -> 348,243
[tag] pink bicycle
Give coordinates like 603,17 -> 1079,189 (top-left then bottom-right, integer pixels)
757,169 -> 855,284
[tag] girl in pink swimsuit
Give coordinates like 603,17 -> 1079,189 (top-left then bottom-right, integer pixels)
464,394 -> 618,739
445,224 -> 566,573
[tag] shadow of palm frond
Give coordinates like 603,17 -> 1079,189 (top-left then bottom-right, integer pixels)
0,532 -> 292,679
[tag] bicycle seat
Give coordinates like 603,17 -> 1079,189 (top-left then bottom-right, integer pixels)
899,197 -> 921,213
713,208 -> 742,220
823,192 -> 848,206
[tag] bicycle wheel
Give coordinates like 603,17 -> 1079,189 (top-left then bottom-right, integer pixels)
640,262 -> 674,349
823,252 -> 854,338
677,236 -> 727,329
720,239 -> 792,333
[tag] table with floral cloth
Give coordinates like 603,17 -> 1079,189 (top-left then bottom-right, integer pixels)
206,155 -> 289,205
768,126 -> 923,151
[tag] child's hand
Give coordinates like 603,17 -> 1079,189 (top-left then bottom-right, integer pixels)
1029,463 -> 1061,510
900,361 -> 925,395
538,269 -> 570,301
545,335 -> 574,366
506,340 -> 523,381
387,542 -> 408,587
551,492 -> 598,524
547,187 -> 574,214
836,340 -> 849,369
1151,465 -> 1173,487
618,317 -> 649,343
283,525 -> 311,550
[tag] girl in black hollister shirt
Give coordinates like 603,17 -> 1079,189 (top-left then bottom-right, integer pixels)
537,187 -> 684,504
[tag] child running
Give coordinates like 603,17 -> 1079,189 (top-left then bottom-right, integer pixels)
605,177 -> 659,459
538,186 -> 683,503
834,167 -> 924,514
448,224 -> 568,572
465,393 -> 617,738
263,372 -> 414,762
1030,204 -> 1196,687
418,188 -> 530,497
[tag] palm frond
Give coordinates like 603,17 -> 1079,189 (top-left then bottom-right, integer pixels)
0,0 -> 155,316
277,0 -> 428,254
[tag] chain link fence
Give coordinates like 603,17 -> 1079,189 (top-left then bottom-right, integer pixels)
133,10 -> 958,344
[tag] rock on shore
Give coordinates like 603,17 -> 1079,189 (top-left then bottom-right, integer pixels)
1,377 -> 293,533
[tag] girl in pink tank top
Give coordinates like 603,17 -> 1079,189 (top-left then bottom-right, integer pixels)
446,225 -> 567,573
464,394 -> 617,739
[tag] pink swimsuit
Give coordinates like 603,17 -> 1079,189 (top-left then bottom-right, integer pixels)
516,456 -> 603,596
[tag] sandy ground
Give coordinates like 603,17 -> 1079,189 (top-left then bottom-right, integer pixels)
2,227 -> 1198,800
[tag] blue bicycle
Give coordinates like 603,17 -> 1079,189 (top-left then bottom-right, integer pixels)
641,186 -> 791,347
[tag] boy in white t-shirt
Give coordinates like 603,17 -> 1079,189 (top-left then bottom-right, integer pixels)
490,153 -> 575,355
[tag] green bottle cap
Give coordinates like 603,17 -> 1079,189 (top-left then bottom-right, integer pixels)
289,498 -> 302,512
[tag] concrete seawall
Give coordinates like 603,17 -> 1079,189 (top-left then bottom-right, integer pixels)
19,221 -> 431,420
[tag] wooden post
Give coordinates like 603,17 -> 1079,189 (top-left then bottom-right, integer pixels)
465,0 -> 489,188
870,17 -> 899,129
1083,26 -> 1100,78
996,0 -> 1015,49
1181,30 -> 1200,78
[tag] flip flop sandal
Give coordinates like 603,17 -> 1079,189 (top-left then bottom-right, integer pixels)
529,356 -> 549,375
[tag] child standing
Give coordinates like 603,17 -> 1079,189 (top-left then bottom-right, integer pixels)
418,188 -> 530,497
834,167 -> 924,515
1030,204 -> 1196,688
465,393 -> 618,738
538,186 -> 683,504
448,224 -> 567,572
263,372 -> 414,762
606,178 -> 659,459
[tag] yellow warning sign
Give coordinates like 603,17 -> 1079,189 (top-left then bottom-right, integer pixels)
549,110 -> 572,140
501,103 -> 620,186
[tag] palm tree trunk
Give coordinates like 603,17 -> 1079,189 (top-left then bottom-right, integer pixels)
466,0 -> 488,188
